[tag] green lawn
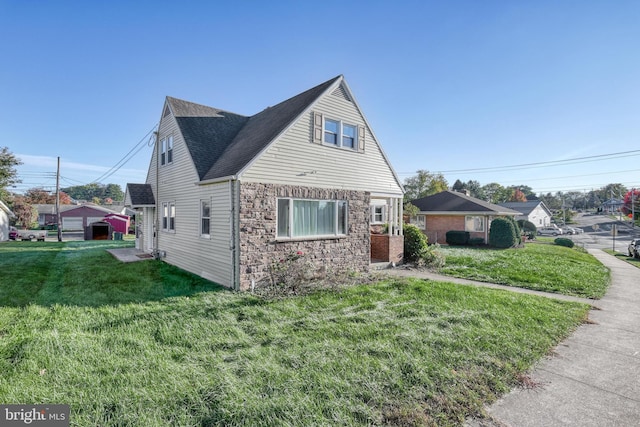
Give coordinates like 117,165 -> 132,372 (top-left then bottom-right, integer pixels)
0,241 -> 591,426
439,243 -> 610,299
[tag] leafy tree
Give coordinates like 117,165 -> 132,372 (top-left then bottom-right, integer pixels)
62,183 -> 124,203
23,187 -> 72,205
508,188 -> 527,202
0,147 -> 22,200
24,188 -> 55,204
622,189 -> 640,218
481,183 -> 510,203
464,180 -> 484,199
12,196 -> 38,229
403,170 -> 448,201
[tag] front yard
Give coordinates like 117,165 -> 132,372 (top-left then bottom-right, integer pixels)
439,243 -> 610,299
0,241 -> 595,426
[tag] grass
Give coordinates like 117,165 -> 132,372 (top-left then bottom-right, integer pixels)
437,243 -> 610,299
0,241 -> 592,426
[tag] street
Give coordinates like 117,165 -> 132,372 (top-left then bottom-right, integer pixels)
567,213 -> 639,253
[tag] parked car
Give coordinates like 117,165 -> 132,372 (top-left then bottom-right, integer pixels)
9,226 -> 17,240
628,238 -> 640,258
537,226 -> 563,236
15,229 -> 47,241
564,227 -> 584,235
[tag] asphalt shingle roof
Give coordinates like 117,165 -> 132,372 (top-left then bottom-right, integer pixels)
166,75 -> 342,182
411,190 -> 520,215
126,184 -> 156,206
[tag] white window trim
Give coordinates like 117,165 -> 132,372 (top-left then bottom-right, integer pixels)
371,204 -> 386,224
323,117 -> 358,151
162,201 -> 176,233
277,198 -> 348,240
410,214 -> 426,230
464,215 -> 485,232
160,135 -> 174,166
200,199 -> 211,238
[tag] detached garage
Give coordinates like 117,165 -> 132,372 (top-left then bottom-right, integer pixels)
60,204 -> 121,231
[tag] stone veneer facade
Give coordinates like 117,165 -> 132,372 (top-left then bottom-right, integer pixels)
238,182 -> 371,291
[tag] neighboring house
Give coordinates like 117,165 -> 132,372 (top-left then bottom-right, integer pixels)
125,75 -> 404,291
498,201 -> 552,227
410,190 -> 520,244
602,198 -> 623,213
103,213 -> 131,235
0,200 -> 15,241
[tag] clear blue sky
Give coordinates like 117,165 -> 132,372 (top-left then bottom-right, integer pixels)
2,0 -> 639,197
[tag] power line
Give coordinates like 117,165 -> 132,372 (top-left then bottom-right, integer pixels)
396,149 -> 640,176
91,123 -> 157,184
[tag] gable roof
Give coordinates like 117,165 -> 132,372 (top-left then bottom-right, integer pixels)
411,190 -> 520,215
498,201 -> 552,216
125,184 -> 156,207
0,200 -> 14,218
165,76 -> 342,182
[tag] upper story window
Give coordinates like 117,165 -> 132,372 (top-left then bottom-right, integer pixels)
277,198 -> 347,238
323,118 -> 357,150
160,136 -> 173,166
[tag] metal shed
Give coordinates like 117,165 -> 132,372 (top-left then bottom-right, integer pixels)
84,221 -> 113,240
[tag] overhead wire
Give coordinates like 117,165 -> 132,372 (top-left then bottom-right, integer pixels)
90,123 -> 157,184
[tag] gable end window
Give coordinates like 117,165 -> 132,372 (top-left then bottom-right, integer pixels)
323,118 -> 357,151
277,198 -> 347,238
160,136 -> 174,166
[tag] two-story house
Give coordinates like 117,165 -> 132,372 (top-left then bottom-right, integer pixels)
126,75 -> 404,290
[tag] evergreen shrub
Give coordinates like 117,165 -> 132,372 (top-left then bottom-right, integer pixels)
554,237 -> 575,248
489,217 -> 518,248
446,230 -> 470,245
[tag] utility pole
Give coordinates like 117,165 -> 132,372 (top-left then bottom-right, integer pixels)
55,157 -> 62,242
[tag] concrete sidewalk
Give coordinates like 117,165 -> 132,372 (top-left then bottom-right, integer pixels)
460,249 -> 640,426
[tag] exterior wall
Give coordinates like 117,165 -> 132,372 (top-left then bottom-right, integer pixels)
529,205 -> 551,227
0,210 -> 8,241
424,215 -> 486,244
238,182 -> 370,291
60,206 -> 117,230
151,112 -> 234,288
241,88 -> 403,197
371,234 -> 403,264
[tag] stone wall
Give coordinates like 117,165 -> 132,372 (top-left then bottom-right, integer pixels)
238,182 -> 371,290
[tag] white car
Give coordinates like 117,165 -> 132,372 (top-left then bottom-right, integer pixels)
537,226 -> 563,236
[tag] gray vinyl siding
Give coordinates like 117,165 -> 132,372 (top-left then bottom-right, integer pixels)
151,111 -> 234,288
240,90 -> 403,196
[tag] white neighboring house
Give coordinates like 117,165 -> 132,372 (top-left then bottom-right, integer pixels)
498,201 -> 552,228
0,200 -> 15,241
126,75 -> 405,291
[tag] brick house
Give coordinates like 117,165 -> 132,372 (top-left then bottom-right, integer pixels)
409,190 -> 520,244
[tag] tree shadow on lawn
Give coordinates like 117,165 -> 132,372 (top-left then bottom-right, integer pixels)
0,240 -> 230,308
